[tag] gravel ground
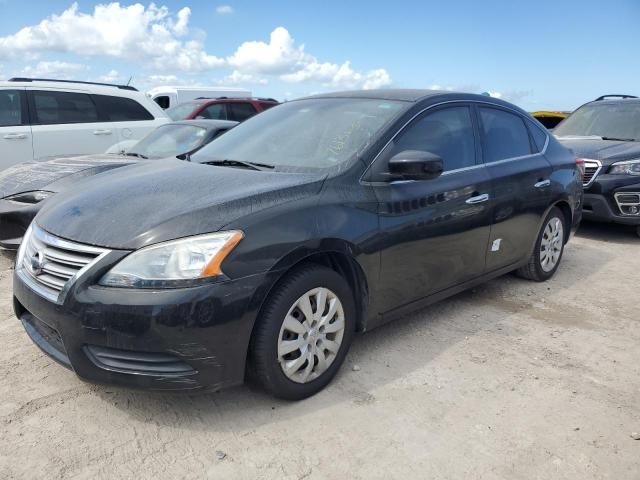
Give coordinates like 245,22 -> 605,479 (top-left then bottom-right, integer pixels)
1,222 -> 639,479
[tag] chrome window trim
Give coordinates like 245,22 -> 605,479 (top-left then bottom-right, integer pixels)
582,159 -> 603,188
614,191 -> 640,216
16,224 -> 111,305
361,99 -> 549,185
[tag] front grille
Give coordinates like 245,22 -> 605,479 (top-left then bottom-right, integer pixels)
583,160 -> 602,188
84,345 -> 196,376
17,224 -> 109,303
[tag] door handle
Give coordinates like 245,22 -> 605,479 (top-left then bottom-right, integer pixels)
92,129 -> 112,135
534,179 -> 551,188
466,193 -> 490,205
3,133 -> 27,140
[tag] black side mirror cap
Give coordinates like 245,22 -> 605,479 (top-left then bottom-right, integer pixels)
388,150 -> 444,181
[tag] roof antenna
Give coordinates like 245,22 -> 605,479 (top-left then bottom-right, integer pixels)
126,76 -> 133,86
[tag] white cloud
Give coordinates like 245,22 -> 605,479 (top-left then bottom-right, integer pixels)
218,70 -> 268,85
0,2 -> 224,72
229,27 -> 391,89
216,5 -> 234,15
20,60 -> 86,78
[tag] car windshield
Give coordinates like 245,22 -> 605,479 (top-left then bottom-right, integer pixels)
127,124 -> 208,159
191,98 -> 406,171
554,103 -> 640,141
166,102 -> 199,121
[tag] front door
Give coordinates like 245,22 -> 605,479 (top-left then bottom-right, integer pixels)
0,88 -> 33,170
371,104 -> 493,313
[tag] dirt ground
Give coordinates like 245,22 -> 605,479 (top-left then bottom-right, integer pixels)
1,222 -> 639,479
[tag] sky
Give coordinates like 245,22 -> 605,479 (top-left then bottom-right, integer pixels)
0,0 -> 639,111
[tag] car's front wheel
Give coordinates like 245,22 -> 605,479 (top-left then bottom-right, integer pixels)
249,264 -> 355,400
516,207 -> 566,281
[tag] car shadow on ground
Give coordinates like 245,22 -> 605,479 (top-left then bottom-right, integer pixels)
575,221 -> 638,244
91,236 -> 614,432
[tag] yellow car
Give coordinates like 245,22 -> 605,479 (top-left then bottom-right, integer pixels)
531,111 -> 570,130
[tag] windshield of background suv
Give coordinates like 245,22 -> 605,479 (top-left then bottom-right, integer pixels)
191,98 -> 406,171
166,102 -> 199,121
128,124 -> 208,158
554,103 -> 640,141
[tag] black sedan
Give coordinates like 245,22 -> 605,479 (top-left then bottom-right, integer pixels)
13,90 -> 582,400
554,95 -> 640,236
0,120 -> 237,249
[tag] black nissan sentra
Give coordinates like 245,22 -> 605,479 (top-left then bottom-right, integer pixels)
13,90 -> 582,400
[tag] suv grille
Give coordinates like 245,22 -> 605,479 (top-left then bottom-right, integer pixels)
583,159 -> 602,188
17,225 -> 109,303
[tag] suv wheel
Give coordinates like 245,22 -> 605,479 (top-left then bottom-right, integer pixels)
249,264 -> 355,400
516,207 -> 566,282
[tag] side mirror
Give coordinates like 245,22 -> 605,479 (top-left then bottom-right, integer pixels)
388,150 -> 444,181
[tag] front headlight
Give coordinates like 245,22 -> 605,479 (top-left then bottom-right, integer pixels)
5,190 -> 54,204
99,231 -> 243,288
609,159 -> 640,176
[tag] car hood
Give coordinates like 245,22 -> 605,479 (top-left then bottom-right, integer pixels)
0,154 -> 138,199
36,159 -> 325,250
556,137 -> 640,167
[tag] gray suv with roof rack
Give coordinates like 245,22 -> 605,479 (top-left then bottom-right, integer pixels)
554,94 -> 640,236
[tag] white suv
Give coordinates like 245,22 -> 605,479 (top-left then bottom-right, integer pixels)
0,78 -> 169,171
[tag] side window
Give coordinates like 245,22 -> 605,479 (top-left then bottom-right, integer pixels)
154,96 -> 170,109
527,120 -> 548,153
200,103 -> 227,120
92,95 -> 154,121
260,102 -> 277,111
0,90 -> 24,127
228,102 -> 257,122
480,107 -> 532,162
32,90 -> 98,125
388,106 -> 476,172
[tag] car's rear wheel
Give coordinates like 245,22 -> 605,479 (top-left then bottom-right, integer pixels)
249,264 -> 355,400
516,207 -> 566,282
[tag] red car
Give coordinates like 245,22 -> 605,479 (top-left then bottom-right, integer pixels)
166,97 -> 279,122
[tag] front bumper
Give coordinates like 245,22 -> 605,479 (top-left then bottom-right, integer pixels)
13,265 -> 273,391
0,199 -> 41,250
583,175 -> 640,226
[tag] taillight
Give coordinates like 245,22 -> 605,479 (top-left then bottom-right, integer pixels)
575,158 -> 586,181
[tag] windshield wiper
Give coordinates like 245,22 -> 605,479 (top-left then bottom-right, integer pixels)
126,152 -> 148,159
602,136 -> 636,142
202,159 -> 275,171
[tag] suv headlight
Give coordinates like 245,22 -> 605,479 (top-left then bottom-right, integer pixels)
609,159 -> 640,176
99,231 -> 243,288
5,191 -> 54,204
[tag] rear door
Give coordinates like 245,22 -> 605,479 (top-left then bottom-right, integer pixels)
0,88 -> 33,169
227,102 -> 258,122
198,103 -> 228,120
91,94 -> 161,144
372,104 -> 493,311
28,89 -> 116,159
478,105 -> 553,271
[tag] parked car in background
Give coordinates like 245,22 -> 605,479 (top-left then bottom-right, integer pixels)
12,90 -> 582,400
166,97 -> 279,122
147,86 -> 252,109
0,78 -> 169,171
554,94 -> 640,236
532,111 -> 570,130
0,120 -> 236,249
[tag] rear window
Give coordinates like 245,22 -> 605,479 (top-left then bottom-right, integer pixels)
480,107 -> 532,162
32,90 -> 98,125
93,95 -> 154,121
228,102 -> 257,122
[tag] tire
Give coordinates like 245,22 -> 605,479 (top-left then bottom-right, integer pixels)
516,207 -> 566,282
249,264 -> 356,400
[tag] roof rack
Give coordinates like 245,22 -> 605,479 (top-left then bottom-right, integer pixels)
7,77 -> 138,91
594,94 -> 638,101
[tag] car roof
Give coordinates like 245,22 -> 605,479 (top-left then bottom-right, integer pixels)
167,119 -> 239,129
586,98 -> 640,106
189,97 -> 278,104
